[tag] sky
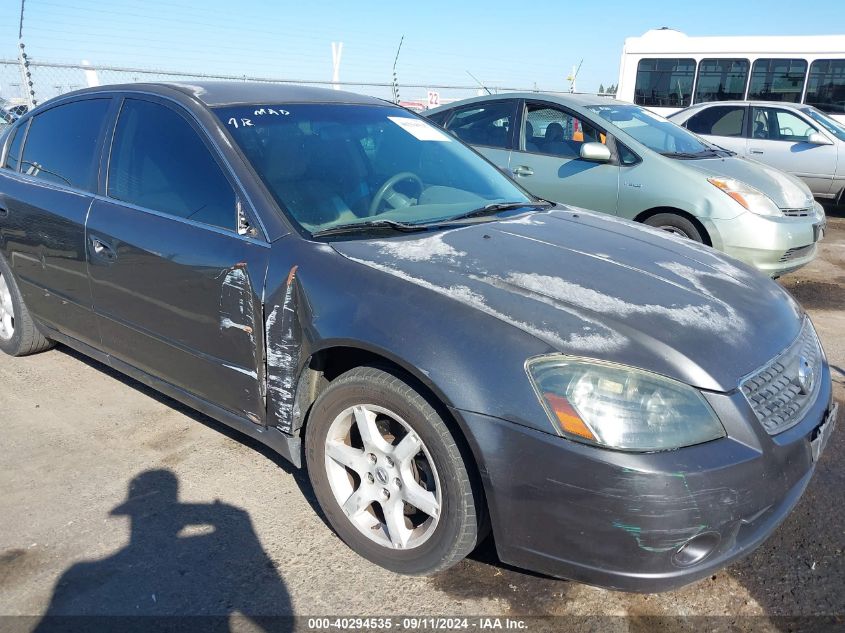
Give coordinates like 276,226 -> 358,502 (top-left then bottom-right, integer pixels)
2,0 -> 844,99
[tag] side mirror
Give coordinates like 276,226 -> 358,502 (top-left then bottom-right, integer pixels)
807,132 -> 833,146
580,142 -> 612,162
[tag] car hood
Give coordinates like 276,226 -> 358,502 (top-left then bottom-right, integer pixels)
684,155 -> 814,209
332,208 -> 803,392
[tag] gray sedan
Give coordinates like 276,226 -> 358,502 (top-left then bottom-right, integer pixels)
670,101 -> 845,203
0,82 -> 837,592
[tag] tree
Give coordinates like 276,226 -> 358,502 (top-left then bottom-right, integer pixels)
598,83 -> 605,94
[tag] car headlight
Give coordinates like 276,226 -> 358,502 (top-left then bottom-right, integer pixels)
526,356 -> 725,451
707,177 -> 781,216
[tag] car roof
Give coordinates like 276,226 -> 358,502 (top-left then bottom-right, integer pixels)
676,100 -> 814,113
427,92 -> 623,114
39,81 -> 389,108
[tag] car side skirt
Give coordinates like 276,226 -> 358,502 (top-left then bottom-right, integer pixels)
38,321 -> 303,468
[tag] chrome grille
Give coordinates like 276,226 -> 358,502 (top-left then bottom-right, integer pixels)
779,244 -> 815,262
782,207 -> 814,217
740,319 -> 823,435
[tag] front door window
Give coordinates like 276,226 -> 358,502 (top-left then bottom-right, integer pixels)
751,107 -> 816,142
523,104 -> 605,156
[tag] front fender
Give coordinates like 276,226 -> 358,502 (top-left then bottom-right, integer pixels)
262,238 -> 556,437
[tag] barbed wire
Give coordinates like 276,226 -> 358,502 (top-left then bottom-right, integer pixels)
1,58 -> 605,111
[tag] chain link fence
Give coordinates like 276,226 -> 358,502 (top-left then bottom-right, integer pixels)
1,58 -> 586,116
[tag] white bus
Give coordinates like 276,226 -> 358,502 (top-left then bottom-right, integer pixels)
616,29 -> 845,122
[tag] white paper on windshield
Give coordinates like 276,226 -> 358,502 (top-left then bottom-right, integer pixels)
388,116 -> 452,142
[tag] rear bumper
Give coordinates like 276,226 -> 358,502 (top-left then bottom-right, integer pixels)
457,364 -> 835,593
706,206 -> 825,277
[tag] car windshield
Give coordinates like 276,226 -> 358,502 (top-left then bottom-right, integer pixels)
802,107 -> 845,142
586,104 -> 723,158
215,103 -> 533,235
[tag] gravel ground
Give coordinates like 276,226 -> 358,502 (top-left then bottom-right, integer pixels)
0,210 -> 842,631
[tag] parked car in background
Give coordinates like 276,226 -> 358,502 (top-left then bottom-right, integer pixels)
0,99 -> 27,125
669,101 -> 845,204
0,82 -> 836,592
426,94 -> 826,277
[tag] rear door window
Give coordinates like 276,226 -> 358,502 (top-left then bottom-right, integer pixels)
443,101 -> 515,149
3,123 -> 26,171
20,99 -> 110,190
107,98 -> 237,231
686,106 -> 746,137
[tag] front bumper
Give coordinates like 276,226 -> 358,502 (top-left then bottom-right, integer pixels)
458,363 -> 835,593
706,205 -> 825,277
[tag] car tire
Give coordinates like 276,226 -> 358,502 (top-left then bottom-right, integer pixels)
0,255 -> 53,357
305,365 -> 481,575
643,213 -> 704,242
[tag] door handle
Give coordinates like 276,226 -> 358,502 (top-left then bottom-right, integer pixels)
89,236 -> 117,262
749,149 -> 764,155
512,165 -> 534,177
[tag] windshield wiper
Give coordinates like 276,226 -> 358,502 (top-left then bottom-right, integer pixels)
660,149 -> 722,159
442,201 -> 552,223
311,219 -> 429,238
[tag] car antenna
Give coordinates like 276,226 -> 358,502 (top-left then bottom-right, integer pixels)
466,71 -> 492,95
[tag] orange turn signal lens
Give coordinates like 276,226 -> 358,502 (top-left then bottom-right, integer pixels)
708,177 -> 750,210
542,392 -> 596,440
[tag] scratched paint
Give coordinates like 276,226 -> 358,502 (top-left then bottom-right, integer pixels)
265,266 -> 301,434
344,256 -> 598,351
505,271 -> 746,342
378,233 -> 466,263
611,520 -> 708,553
217,262 -> 262,416
219,264 -> 257,343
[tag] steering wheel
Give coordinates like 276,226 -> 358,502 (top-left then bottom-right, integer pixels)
368,172 -> 424,216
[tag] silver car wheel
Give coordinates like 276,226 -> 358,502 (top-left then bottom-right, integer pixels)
0,272 -> 14,341
323,404 -> 442,550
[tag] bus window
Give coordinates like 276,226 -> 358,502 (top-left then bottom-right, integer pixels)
693,59 -> 749,103
634,58 -> 696,108
749,59 -> 807,103
806,59 -> 845,115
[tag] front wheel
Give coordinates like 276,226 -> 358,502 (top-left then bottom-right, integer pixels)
305,366 -> 481,575
643,213 -> 704,242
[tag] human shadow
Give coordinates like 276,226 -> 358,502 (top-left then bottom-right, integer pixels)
33,469 -> 293,632
55,344 -> 324,521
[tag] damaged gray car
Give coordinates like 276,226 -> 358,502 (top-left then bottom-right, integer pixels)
0,83 -> 837,592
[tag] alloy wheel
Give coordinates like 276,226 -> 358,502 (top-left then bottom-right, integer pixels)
0,272 -> 14,341
323,404 -> 441,550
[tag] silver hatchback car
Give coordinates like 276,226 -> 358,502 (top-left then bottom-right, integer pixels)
670,101 -> 845,203
426,94 -> 826,277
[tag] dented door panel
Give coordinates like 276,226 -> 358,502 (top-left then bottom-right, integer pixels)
87,198 -> 269,421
